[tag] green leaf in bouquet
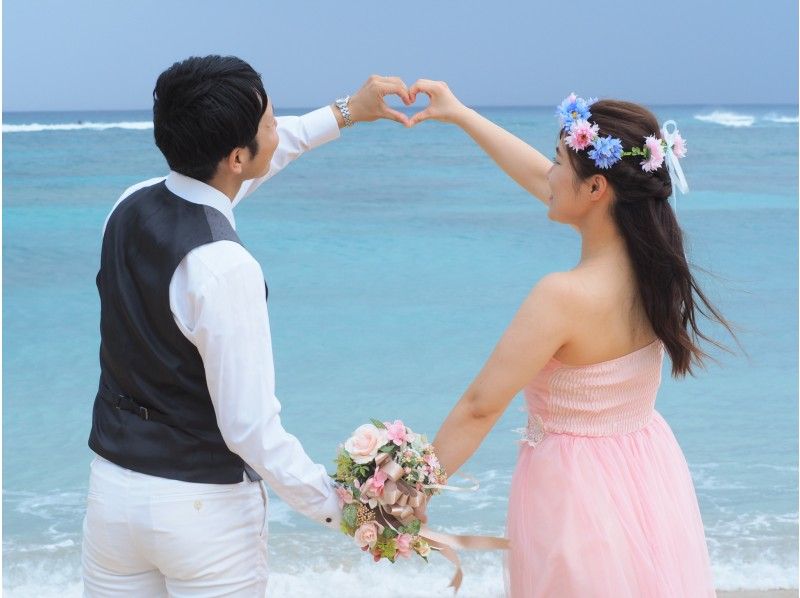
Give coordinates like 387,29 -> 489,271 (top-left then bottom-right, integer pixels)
381,527 -> 398,540
403,519 -> 421,535
340,521 -> 355,536
370,418 -> 387,430
342,504 -> 358,529
334,452 -> 356,484
377,538 -> 397,561
378,444 -> 395,454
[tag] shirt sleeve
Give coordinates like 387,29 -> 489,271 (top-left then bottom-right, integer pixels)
170,241 -> 341,528
232,106 -> 340,207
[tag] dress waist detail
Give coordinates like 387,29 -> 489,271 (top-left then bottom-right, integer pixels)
521,340 -> 664,446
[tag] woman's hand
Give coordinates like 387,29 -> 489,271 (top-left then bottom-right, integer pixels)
407,79 -> 471,126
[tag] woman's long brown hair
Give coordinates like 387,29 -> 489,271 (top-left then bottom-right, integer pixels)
564,99 -> 736,377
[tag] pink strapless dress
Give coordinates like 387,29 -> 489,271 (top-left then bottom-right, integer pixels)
505,340 -> 716,597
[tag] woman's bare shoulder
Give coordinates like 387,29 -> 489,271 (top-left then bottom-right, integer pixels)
531,270 -> 591,305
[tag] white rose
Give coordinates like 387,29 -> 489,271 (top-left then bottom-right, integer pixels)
344,424 -> 389,464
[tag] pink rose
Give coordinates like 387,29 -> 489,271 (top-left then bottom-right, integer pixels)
385,420 -> 408,446
364,469 -> 389,497
396,533 -> 414,558
344,424 -> 389,464
336,486 -> 354,508
353,521 -> 381,548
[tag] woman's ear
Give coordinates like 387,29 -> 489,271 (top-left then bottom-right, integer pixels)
587,174 -> 609,201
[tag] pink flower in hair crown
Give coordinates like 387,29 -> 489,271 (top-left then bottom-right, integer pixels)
641,136 -> 665,172
671,132 -> 687,158
565,119 -> 599,151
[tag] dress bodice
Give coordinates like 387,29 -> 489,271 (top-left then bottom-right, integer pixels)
523,340 -> 664,439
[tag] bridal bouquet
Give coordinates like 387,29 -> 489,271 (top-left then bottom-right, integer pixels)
333,419 -> 447,563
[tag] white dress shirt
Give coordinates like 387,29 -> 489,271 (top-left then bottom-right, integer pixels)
102,106 -> 342,528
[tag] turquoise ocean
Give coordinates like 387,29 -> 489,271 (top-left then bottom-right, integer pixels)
3,105 -> 798,596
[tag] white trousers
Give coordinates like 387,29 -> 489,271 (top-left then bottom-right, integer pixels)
82,456 -> 268,597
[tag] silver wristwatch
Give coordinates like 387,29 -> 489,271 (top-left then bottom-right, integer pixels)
335,96 -> 353,127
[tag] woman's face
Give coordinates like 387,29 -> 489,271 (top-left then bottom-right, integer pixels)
546,140 -> 596,225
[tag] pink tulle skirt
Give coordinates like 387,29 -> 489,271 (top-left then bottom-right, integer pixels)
505,412 -> 715,597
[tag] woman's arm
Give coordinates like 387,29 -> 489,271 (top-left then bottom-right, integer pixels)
408,79 -> 553,205
432,273 -> 574,476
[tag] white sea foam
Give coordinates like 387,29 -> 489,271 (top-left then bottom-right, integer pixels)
713,556 -> 799,591
694,111 -> 755,127
9,490 -> 86,520
691,467 -> 748,491
2,121 -> 153,133
763,112 -> 800,124
3,550 -> 798,596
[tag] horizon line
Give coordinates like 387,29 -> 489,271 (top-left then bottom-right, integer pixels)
3,101 -> 798,115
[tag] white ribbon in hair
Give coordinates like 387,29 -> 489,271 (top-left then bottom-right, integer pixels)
660,120 -> 689,211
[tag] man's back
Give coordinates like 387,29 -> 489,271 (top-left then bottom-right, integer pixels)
91,180 -> 250,483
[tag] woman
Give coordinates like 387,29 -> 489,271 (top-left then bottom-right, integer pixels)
409,82 -> 729,596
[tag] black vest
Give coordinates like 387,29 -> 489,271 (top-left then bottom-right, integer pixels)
89,181 -> 264,483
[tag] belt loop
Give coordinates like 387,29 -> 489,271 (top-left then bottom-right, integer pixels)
138,406 -> 149,421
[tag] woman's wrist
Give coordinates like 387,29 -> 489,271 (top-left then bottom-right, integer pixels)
451,105 -> 476,128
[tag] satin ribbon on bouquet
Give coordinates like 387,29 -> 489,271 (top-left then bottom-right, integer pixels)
373,453 -> 509,592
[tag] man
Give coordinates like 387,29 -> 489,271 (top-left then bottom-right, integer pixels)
82,55 -> 411,596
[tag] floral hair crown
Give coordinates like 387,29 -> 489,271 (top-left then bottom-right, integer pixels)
556,94 -> 688,194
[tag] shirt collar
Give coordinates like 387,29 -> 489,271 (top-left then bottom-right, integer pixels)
164,171 -> 237,230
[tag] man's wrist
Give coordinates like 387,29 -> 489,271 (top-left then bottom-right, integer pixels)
333,96 -> 354,128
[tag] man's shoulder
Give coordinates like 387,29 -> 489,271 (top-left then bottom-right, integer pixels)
184,241 -> 262,286
119,176 -> 167,202
102,176 -> 167,236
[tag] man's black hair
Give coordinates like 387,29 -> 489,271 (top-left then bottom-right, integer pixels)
153,55 -> 268,182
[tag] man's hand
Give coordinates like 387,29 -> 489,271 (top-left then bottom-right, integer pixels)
335,75 -> 412,127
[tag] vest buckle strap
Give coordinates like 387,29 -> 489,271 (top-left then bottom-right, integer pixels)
100,384 -> 167,425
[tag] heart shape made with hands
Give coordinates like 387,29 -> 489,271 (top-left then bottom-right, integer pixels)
375,87 -> 430,128
356,75 -> 448,128
397,79 -> 454,127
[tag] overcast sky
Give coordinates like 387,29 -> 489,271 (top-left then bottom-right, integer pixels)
3,0 -> 798,111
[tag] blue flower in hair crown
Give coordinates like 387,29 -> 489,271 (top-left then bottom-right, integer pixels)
556,93 -> 687,173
